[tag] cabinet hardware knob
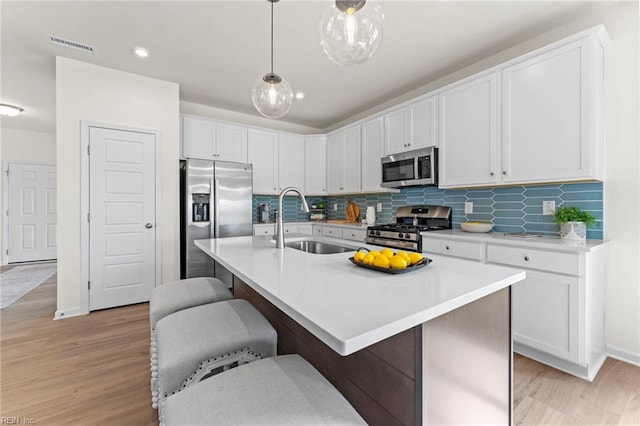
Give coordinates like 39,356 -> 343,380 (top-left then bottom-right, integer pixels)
145,223 -> 153,229
503,171 -> 507,175
490,172 -> 494,176
524,256 -> 530,261
445,245 -> 450,250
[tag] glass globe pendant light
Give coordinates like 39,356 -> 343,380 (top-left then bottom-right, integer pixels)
320,0 -> 384,67
252,0 -> 293,119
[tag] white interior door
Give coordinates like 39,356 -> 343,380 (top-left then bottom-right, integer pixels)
7,163 -> 57,263
89,127 -> 156,311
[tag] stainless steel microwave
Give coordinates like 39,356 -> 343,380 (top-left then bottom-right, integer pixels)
381,147 -> 438,188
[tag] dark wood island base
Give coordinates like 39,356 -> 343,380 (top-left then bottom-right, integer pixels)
233,276 -> 511,425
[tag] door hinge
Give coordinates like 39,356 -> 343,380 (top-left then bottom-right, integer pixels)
6,249 -> 8,255
88,281 -> 91,289
87,145 -> 90,155
87,213 -> 90,222
5,169 -> 8,177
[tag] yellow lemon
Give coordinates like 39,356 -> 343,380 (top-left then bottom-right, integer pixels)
396,251 -> 411,263
407,252 -> 424,265
362,253 -> 376,265
380,248 -> 394,258
389,255 -> 408,269
372,255 -> 391,268
353,251 -> 366,263
368,250 -> 381,258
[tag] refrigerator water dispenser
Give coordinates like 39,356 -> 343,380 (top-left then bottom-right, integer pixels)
192,194 -> 210,222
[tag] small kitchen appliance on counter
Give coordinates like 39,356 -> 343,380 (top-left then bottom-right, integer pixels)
365,205 -> 452,252
258,204 -> 271,223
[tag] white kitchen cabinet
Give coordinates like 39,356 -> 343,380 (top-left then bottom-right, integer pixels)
487,242 -> 607,380
501,36 -> 604,183
438,72 -> 499,188
384,96 -> 437,155
361,118 -> 386,192
278,133 -> 305,192
322,226 -> 343,239
304,136 -> 327,195
342,228 -> 366,243
327,126 -> 361,194
182,115 -> 247,162
253,224 -> 276,236
421,232 -> 606,380
298,224 -> 313,235
422,237 -> 484,261
247,129 -> 279,194
312,224 -> 323,237
439,26 -> 606,189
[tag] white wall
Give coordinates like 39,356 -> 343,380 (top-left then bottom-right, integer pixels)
56,57 -> 180,317
329,2 -> 640,363
0,128 -> 56,262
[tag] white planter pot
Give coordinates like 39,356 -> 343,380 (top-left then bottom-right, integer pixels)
365,206 -> 376,225
559,221 -> 587,241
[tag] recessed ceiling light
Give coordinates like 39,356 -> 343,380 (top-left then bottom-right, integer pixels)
295,92 -> 305,100
0,103 -> 24,117
133,47 -> 149,58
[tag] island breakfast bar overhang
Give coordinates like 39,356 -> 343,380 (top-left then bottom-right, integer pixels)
195,235 -> 526,425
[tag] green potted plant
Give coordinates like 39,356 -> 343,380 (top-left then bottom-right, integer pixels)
554,206 -> 596,241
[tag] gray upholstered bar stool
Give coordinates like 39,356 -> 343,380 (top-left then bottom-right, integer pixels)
162,354 -> 366,426
155,299 -> 277,421
149,277 -> 233,408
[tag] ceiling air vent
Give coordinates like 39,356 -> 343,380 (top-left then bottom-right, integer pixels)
48,35 -> 96,54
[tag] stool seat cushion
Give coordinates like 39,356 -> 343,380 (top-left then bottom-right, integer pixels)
150,277 -> 232,329
163,355 -> 366,426
156,299 -> 277,398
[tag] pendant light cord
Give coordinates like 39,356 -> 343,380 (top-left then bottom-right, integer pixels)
270,0 -> 274,74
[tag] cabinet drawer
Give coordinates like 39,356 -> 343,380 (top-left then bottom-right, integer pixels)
253,225 -> 275,236
283,224 -> 298,234
422,238 -> 483,261
343,229 -> 366,242
322,226 -> 343,238
487,245 -> 580,276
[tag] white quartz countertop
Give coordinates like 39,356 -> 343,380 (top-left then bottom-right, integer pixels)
423,229 -> 607,253
195,235 -> 526,356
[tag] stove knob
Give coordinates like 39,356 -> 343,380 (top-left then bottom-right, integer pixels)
398,233 -> 404,239
375,231 -> 381,236
405,234 -> 412,239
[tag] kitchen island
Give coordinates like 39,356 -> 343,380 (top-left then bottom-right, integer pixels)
195,235 -> 526,425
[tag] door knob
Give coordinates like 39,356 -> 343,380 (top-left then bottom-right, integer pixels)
145,223 -> 153,229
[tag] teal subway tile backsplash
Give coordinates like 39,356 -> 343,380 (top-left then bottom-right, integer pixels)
252,182 -> 604,239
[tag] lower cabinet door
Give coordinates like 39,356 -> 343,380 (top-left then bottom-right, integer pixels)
512,270 -> 580,364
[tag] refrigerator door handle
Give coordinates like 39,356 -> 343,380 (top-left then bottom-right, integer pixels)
212,178 -> 220,238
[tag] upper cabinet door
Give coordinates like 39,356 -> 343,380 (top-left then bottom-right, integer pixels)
502,38 -> 596,183
409,96 -> 437,149
384,108 -> 408,155
215,122 -> 247,163
247,129 -> 279,195
326,133 -> 345,193
278,133 -> 305,192
343,126 -> 362,193
438,72 -> 499,188
304,136 -> 327,195
182,115 -> 215,159
361,118 -> 385,192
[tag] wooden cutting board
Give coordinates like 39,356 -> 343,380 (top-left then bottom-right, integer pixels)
345,200 -> 360,222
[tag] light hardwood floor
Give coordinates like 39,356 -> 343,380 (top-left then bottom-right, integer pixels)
1,267 -> 639,425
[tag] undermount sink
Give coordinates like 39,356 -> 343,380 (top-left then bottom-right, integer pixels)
285,240 -> 355,255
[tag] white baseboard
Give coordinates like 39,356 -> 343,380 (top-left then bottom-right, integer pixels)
607,344 -> 640,367
54,307 -> 86,320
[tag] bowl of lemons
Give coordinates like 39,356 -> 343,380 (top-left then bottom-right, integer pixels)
460,221 -> 494,233
350,247 -> 431,274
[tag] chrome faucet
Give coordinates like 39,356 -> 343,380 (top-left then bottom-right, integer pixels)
275,186 -> 309,249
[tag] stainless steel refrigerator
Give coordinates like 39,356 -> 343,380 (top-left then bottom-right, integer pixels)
180,159 -> 253,286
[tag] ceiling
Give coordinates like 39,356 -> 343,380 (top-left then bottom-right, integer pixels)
1,0 -> 612,134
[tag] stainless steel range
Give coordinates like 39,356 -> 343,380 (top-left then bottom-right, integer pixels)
365,205 -> 452,252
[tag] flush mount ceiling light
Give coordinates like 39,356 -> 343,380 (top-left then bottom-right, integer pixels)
0,103 -> 24,117
251,0 -> 293,119
320,0 -> 384,67
133,47 -> 150,58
